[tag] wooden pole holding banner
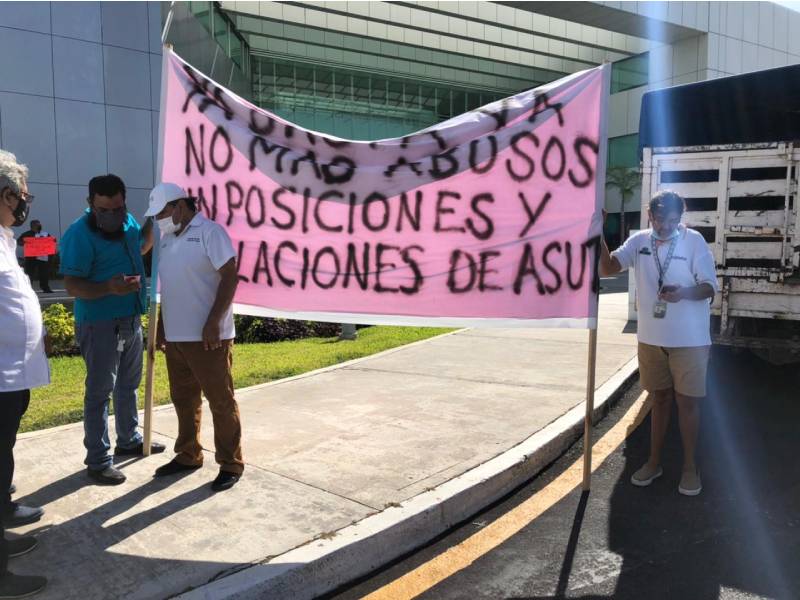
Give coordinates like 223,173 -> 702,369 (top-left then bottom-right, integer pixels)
581,327 -> 598,491
143,22 -> 175,455
142,241 -> 159,457
582,61 -> 611,490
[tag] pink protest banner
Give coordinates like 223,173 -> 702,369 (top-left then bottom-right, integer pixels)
159,49 -> 609,328
23,236 -> 56,257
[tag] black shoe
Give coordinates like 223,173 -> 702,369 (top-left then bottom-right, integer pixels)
87,465 -> 126,485
210,470 -> 240,492
2,504 -> 44,528
7,537 -> 37,559
0,572 -> 47,599
114,441 -> 166,456
154,459 -> 202,477
8,484 -> 15,495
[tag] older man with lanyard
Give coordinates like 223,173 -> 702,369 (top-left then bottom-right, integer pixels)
600,190 -> 717,496
146,183 -> 243,492
0,149 -> 47,598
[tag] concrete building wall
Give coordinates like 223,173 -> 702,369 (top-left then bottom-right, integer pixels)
608,1 -> 800,139
0,1 -> 163,239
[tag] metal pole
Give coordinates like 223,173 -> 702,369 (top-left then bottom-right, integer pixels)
144,43 -> 172,457
161,1 -> 176,45
582,327 -> 598,491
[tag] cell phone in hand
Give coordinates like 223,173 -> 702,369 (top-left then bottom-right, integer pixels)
124,274 -> 141,284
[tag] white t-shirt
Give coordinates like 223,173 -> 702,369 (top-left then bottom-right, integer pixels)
0,227 -> 50,391
158,213 -> 237,342
612,225 -> 718,347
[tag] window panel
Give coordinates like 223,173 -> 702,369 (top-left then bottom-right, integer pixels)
420,85 -> 437,111
354,75 -> 371,103
404,83 -> 419,108
334,71 -> 352,101
371,78 -> 387,105
315,69 -> 333,98
295,65 -> 314,96
191,2 -> 211,30
611,52 -> 649,93
388,80 -> 403,106
214,16 -> 229,53
608,134 -> 639,168
275,63 -> 294,93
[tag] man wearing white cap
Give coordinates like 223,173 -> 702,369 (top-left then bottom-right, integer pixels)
146,183 -> 243,491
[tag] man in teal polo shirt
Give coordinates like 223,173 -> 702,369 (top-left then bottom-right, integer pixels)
60,174 -> 165,485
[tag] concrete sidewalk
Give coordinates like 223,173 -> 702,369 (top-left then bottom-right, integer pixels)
11,289 -> 637,600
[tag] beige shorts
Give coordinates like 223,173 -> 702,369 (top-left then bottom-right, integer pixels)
638,342 -> 710,398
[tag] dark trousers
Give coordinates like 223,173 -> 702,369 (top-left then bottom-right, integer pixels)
24,258 -> 50,291
0,389 -> 30,574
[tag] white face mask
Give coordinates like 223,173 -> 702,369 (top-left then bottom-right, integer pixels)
157,216 -> 180,235
652,226 -> 680,241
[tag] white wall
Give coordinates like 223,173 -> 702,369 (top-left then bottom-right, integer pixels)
608,2 -> 800,141
0,1 -> 163,239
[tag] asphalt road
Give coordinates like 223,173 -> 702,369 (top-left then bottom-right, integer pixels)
333,346 -> 800,600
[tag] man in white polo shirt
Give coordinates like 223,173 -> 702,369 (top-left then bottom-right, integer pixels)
146,183 -> 243,492
600,190 -> 717,496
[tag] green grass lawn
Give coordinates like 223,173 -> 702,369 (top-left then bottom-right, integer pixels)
23,326 -> 452,434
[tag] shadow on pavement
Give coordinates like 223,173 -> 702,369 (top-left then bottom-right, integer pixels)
11,471 -> 294,599
553,491 -> 589,598
572,347 -> 798,600
508,349 -> 799,600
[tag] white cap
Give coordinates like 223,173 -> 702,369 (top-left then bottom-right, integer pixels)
145,182 -> 188,217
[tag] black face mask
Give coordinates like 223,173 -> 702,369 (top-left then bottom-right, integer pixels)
88,208 -> 127,239
11,196 -> 30,227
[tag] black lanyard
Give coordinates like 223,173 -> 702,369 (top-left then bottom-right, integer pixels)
120,233 -> 145,315
650,235 -> 678,291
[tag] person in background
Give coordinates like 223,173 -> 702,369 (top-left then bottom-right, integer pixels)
0,149 -> 48,598
599,190 -> 717,497
18,220 -> 54,293
59,174 -> 164,486
146,183 -> 244,492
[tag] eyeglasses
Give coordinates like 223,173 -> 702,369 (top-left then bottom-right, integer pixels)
651,215 -> 681,227
17,191 -> 34,203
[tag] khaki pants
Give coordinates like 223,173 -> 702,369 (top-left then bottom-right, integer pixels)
638,342 -> 710,398
164,340 -> 244,475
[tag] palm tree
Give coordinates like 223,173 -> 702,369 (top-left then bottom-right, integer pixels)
605,166 -> 641,246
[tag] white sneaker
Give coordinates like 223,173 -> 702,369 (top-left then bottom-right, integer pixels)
679,470 -> 702,496
630,463 -> 663,487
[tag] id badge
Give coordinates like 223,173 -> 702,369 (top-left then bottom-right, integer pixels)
653,300 -> 668,319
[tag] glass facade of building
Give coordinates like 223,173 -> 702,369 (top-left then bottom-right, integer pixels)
189,1 -> 251,74
180,1 -> 652,207
252,55 -> 514,140
229,9 -> 574,140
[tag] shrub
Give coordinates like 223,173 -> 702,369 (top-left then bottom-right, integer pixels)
42,303 -> 77,356
233,316 -> 342,343
41,304 -> 347,354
